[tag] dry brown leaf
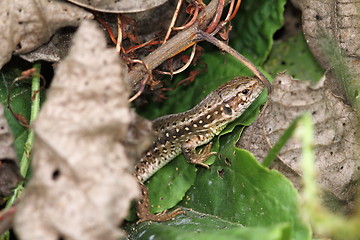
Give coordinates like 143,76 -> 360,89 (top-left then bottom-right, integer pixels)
291,0 -> 360,101
0,0 -> 93,69
238,73 -> 360,204
20,29 -> 75,63
0,104 -> 21,199
21,0 -> 181,64
66,0 -> 168,13
14,21 -> 140,240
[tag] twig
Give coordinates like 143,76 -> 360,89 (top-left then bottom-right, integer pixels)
129,75 -> 149,103
156,44 -> 197,75
96,15 -> 117,45
229,0 -> 241,21
172,3 -> 199,31
163,0 -> 184,43
196,31 -> 272,92
211,0 -> 240,36
128,0 -> 228,90
225,0 -> 236,21
116,15 -> 122,53
128,60 -> 153,102
125,38 -> 161,54
127,0 -> 271,94
205,0 -> 225,33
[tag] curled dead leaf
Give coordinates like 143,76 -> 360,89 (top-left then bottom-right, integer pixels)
0,0 -> 93,69
19,29 -> 76,63
66,0 -> 168,13
238,74 -> 360,209
14,21 -> 141,239
292,0 -> 360,67
291,0 -> 360,103
20,0 -> 182,65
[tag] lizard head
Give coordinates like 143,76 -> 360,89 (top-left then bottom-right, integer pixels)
216,76 -> 265,119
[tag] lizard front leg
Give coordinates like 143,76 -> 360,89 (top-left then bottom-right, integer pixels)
181,138 -> 217,168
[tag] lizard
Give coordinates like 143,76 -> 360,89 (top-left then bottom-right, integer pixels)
134,76 -> 265,222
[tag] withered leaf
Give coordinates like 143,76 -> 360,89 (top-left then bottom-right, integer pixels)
292,0 -> 360,67
14,21 -> 139,240
238,74 -> 360,204
291,0 -> 360,101
0,0 -> 93,69
0,104 -> 21,199
66,0 -> 168,13
20,0 -> 180,64
19,29 -> 76,63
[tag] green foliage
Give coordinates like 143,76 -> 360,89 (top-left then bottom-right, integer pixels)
139,53 -> 257,120
137,0 -> 287,215
298,114 -> 360,240
231,0 -> 287,65
1,0 -> 327,239
128,123 -> 311,240
127,210 -> 292,240
0,67 -> 31,159
0,64 -> 42,239
180,126 -> 310,240
262,115 -> 302,168
138,0 -> 287,119
129,1 -> 315,239
144,89 -> 267,214
263,33 -> 324,82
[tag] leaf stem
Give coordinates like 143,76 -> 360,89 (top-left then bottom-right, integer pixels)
262,116 -> 301,167
5,63 -> 41,208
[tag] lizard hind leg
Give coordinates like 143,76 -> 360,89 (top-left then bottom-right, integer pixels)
136,183 -> 184,223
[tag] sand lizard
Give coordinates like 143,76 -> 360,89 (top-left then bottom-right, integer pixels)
135,76 -> 265,222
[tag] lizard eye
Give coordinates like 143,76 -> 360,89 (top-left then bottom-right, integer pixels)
223,106 -> 232,115
241,89 -> 249,95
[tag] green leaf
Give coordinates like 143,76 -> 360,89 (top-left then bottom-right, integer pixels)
135,0 -> 280,219
263,33 -> 324,82
137,51 -> 271,214
146,156 -> 197,213
262,116 -> 302,168
138,53 -> 261,120
231,0 -> 287,65
0,67 -> 31,159
126,210 -> 292,240
131,1 -> 303,239
143,84 -> 267,214
127,125 -> 311,240
178,126 -> 311,240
